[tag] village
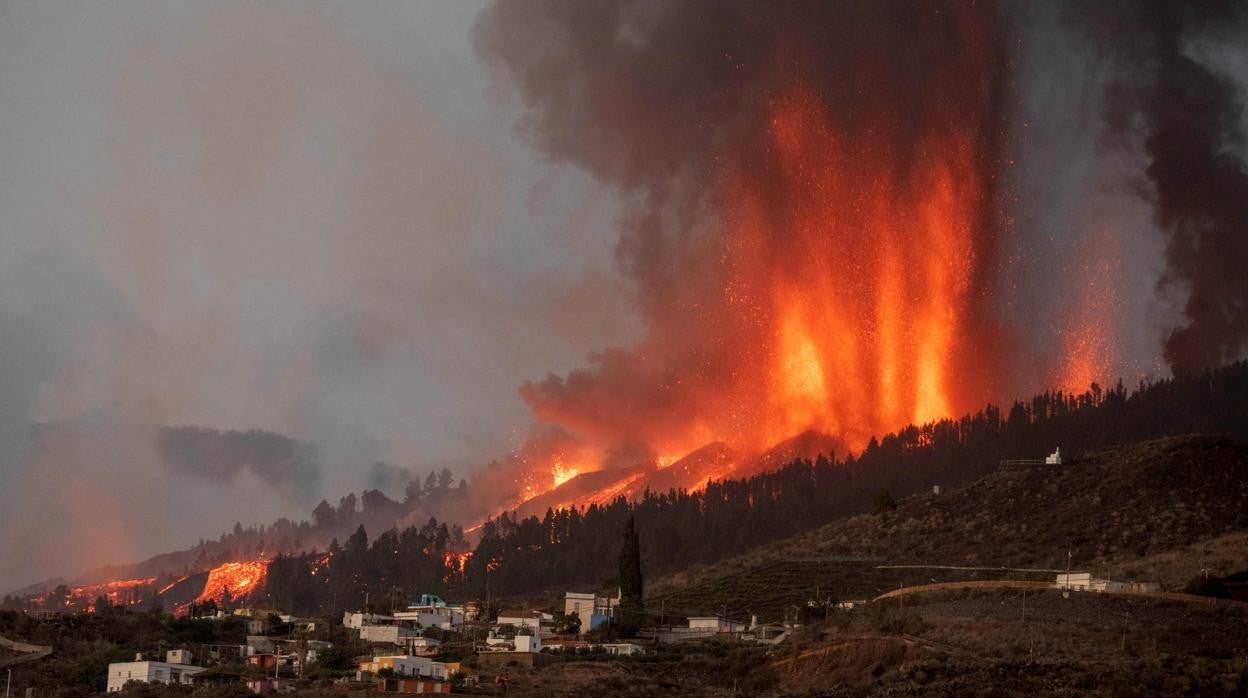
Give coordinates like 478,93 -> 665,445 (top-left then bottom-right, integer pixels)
100,588 -> 705,694
90,563 -> 1174,696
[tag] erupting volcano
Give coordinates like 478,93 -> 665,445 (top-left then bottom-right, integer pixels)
473,0 -> 1014,509
7,1 -> 1248,611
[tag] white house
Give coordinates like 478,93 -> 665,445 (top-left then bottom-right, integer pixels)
343,611 -> 396,629
1055,572 -> 1092,589
1045,447 -> 1063,465
358,655 -> 432,678
400,594 -> 467,628
602,643 -> 643,656
496,609 -> 551,633
404,636 -> 442,654
513,634 -> 541,653
360,624 -> 420,645
1055,572 -> 1129,592
106,653 -> 205,692
393,609 -> 455,630
357,655 -> 453,680
688,616 -> 747,633
564,591 -> 619,634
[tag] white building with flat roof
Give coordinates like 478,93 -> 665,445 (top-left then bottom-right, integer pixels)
359,624 -> 421,645
106,656 -> 204,692
564,591 -> 619,634
513,634 -> 541,653
496,609 -> 552,633
357,655 -> 454,681
687,616 -> 747,634
343,612 -> 396,629
393,609 -> 455,630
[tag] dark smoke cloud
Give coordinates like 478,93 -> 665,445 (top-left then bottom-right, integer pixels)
1073,1 -> 1248,372
477,0 -> 1012,451
156,426 -> 320,502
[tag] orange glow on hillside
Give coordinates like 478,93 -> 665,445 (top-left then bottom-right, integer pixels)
35,577 -> 156,612
194,560 -> 268,607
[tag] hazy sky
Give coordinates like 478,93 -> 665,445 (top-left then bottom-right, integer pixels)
3,1 -> 1244,593
0,1 -> 640,590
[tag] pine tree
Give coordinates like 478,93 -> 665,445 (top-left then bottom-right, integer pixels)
616,515 -> 644,637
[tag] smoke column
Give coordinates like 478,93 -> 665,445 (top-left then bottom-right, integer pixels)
476,0 -> 1014,468
1079,1 -> 1248,372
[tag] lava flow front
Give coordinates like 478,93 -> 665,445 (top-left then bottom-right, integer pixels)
192,560 -> 268,608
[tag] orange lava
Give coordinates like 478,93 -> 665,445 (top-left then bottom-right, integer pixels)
551,461 -> 579,488
723,88 -> 990,450
35,577 -> 156,612
506,12 -> 1010,515
194,560 -> 268,606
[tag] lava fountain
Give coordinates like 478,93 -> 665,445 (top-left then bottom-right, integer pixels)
473,1 -> 1014,508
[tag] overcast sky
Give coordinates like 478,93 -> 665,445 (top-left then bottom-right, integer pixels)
0,1 -> 640,590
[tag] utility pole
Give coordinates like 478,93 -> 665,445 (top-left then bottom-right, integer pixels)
6,667 -> 11,698
1021,587 -> 1026,624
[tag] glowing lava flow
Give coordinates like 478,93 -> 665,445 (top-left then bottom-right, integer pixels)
32,577 -> 156,612
193,560 -> 268,606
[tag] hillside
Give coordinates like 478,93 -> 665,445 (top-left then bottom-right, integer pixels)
649,434 -> 1248,619
507,432 -> 844,520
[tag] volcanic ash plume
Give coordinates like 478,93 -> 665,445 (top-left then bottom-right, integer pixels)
1080,1 -> 1248,373
476,1 -> 1013,475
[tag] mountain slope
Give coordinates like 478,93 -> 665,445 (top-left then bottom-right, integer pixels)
649,434 -> 1248,617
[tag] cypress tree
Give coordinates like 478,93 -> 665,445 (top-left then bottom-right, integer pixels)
617,514 -> 644,636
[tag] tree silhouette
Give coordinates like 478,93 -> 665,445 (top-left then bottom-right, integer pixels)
616,515 -> 644,637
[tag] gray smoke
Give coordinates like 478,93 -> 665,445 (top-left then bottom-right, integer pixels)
1069,0 -> 1248,372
